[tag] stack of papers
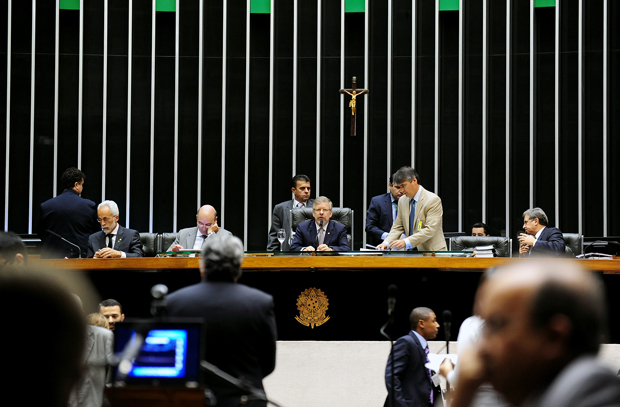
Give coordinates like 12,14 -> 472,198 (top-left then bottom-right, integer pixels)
474,245 -> 495,258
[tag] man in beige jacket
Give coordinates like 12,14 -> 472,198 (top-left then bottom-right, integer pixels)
377,167 -> 446,251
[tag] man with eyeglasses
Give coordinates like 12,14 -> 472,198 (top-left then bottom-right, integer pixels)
167,205 -> 232,252
517,207 -> 565,257
87,200 -> 143,258
376,167 -> 446,251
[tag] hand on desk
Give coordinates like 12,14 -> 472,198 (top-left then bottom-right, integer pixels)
170,244 -> 184,252
94,248 -> 123,258
376,239 -> 407,250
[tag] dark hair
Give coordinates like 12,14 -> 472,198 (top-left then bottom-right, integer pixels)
530,276 -> 607,356
409,307 -> 434,330
0,231 -> 27,265
201,234 -> 244,282
61,167 -> 86,190
393,166 -> 420,185
292,174 -> 311,189
472,222 -> 489,235
99,298 -> 123,314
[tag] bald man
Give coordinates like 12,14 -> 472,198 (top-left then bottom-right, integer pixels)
167,205 -> 232,252
450,260 -> 620,407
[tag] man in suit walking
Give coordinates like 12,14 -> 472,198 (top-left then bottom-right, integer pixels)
167,233 -> 277,407
289,196 -> 350,252
366,174 -> 405,247
37,167 -> 101,258
377,167 -> 446,251
385,307 -> 442,407
449,260 -> 620,407
167,204 -> 232,252
267,174 -> 314,251
87,200 -> 143,258
517,207 -> 565,256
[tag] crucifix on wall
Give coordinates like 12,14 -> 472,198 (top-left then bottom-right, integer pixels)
339,76 -> 369,136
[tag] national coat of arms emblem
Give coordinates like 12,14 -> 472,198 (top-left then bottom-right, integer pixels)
295,287 -> 330,328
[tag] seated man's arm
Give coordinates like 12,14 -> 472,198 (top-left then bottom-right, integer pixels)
266,205 -> 283,251
366,198 -> 389,243
534,228 -> 566,254
125,230 -> 144,258
167,233 -> 182,252
289,225 -> 306,251
86,236 -> 96,258
330,224 -> 351,251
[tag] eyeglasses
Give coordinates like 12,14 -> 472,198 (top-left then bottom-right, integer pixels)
197,221 -> 214,228
523,218 -> 536,225
97,216 -> 114,223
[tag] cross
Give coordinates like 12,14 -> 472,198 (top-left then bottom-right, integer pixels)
339,76 -> 369,136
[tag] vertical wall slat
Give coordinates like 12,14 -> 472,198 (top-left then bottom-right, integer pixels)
362,0 -> 370,247
433,0 -> 439,193
267,0 -> 274,230
411,0 -> 416,166
53,0 -> 59,197
603,0 -> 608,236
149,0 -> 156,232
505,0 -> 511,240
554,0 -> 560,226
529,0 -> 534,208
339,0 -> 344,207
457,0 -> 463,232
4,0 -> 11,230
578,0 -> 583,235
172,0 -> 179,231
220,0 -> 227,227
387,0 -> 392,180
197,0 -> 202,211
78,0 -> 83,168
482,0 -> 487,222
102,0 -> 108,199
315,0 -> 321,196
125,0 -> 133,225
292,0 -> 297,175
28,0 -> 35,233
243,0 -> 250,249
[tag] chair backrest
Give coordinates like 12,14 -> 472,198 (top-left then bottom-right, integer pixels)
450,236 -> 511,257
139,233 -> 159,257
562,233 -> 583,257
160,233 -> 178,253
290,207 -> 354,249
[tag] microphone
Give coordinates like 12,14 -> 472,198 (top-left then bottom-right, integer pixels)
387,284 -> 397,316
150,284 -> 169,318
46,229 -> 82,258
151,284 -> 168,300
443,310 -> 452,353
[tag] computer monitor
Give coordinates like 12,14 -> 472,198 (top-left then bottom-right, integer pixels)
113,318 -> 204,387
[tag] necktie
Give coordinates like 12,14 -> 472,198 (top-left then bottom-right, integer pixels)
409,199 -> 417,236
297,202 -> 303,208
425,345 -> 434,405
318,228 -> 325,246
392,201 -> 398,222
106,234 -> 115,248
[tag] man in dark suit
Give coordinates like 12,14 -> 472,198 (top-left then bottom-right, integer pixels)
517,207 -> 565,256
385,307 -> 442,407
450,260 -> 620,407
267,174 -> 314,251
166,233 -> 277,407
37,167 -> 101,258
167,205 -> 232,252
289,196 -> 350,252
87,200 -> 143,258
366,174 -> 405,246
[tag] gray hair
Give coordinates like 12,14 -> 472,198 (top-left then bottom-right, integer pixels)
393,166 -> 420,185
200,233 -> 244,281
313,196 -> 333,210
98,200 -> 119,216
523,207 -> 548,226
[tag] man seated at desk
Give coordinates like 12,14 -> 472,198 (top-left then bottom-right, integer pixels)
290,196 -> 350,252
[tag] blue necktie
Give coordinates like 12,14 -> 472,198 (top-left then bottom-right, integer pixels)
409,199 -> 416,236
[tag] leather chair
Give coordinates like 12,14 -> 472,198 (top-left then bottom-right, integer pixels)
160,232 -> 178,253
290,207 -> 354,250
450,236 -> 511,257
139,233 -> 159,257
562,233 -> 583,257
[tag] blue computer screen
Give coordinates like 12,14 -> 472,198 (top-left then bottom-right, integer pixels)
128,329 -> 187,378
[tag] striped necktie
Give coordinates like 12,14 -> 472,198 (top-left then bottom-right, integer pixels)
425,345 -> 434,405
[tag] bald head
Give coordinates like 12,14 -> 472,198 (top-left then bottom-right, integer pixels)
196,205 -> 218,236
478,260 -> 607,405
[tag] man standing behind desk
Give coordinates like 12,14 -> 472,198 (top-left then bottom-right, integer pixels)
289,196 -> 350,252
267,174 -> 314,251
37,167 -> 100,258
167,205 -> 232,252
377,167 -> 446,251
366,174 -> 405,247
167,234 -> 277,407
517,207 -> 565,256
87,200 -> 143,258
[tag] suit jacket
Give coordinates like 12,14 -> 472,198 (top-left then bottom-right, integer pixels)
366,192 -> 397,246
525,356 -> 620,407
530,226 -> 565,256
267,199 -> 314,251
289,219 -> 350,251
69,326 -> 114,407
166,226 -> 233,252
37,190 -> 101,258
385,186 -> 447,251
86,225 -> 144,258
384,331 -> 441,407
167,280 -> 277,407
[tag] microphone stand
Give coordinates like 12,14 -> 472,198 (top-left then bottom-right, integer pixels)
200,360 -> 284,407
46,229 -> 82,258
380,314 -> 395,407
